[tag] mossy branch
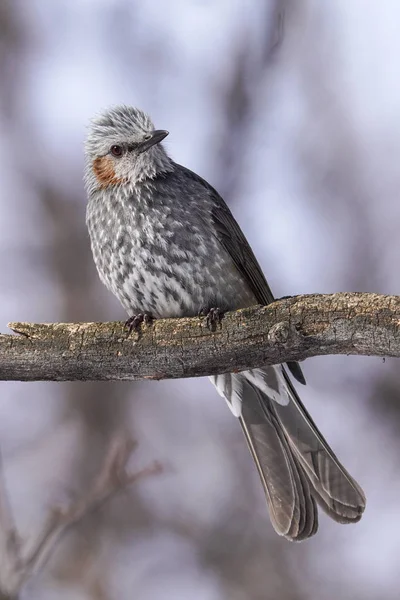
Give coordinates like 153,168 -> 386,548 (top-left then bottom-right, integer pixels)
0,293 -> 398,382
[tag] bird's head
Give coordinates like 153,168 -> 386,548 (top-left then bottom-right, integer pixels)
84,105 -> 172,193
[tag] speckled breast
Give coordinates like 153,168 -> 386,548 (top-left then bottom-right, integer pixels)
86,187 -> 255,318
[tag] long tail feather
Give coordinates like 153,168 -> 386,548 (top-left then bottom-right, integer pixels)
210,367 -> 365,540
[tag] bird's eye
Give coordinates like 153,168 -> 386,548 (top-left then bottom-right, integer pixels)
110,145 -> 123,157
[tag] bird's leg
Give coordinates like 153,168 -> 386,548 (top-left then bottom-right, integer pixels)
206,307 -> 222,330
198,307 -> 224,331
124,312 -> 154,335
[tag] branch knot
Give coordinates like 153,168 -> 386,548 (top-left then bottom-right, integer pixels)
268,321 -> 292,344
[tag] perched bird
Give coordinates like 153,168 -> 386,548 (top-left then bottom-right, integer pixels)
84,105 -> 365,540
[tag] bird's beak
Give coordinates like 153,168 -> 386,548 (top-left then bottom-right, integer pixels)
137,130 -> 169,154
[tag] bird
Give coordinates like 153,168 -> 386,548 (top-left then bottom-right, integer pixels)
84,105 -> 365,541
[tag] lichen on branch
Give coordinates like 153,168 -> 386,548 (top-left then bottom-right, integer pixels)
0,293 -> 398,382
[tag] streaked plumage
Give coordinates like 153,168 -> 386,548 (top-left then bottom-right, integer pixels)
85,105 -> 365,540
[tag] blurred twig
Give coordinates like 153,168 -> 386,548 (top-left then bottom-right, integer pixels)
0,436 -> 161,599
0,453 -> 21,600
0,293 -> 399,381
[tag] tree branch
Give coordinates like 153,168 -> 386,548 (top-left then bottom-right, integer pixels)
0,435 -> 161,598
0,293 -> 398,382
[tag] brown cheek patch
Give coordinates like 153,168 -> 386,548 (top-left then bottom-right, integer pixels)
93,156 -> 127,188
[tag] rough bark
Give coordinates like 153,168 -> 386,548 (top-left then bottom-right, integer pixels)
0,293 -> 398,382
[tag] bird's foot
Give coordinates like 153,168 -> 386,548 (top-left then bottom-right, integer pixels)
124,312 -> 154,335
199,307 -> 224,331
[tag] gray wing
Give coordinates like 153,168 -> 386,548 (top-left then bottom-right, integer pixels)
178,164 -> 305,385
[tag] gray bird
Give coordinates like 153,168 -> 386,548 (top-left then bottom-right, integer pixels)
84,105 -> 365,540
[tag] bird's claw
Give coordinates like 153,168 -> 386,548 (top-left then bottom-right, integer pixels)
125,312 -> 154,335
199,307 -> 224,331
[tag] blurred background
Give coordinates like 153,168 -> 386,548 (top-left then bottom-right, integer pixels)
0,0 -> 399,597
